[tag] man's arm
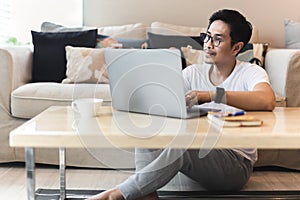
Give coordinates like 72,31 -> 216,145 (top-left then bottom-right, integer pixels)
225,82 -> 276,111
186,82 -> 276,111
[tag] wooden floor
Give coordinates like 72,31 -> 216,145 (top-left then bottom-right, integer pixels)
1,163 -> 300,200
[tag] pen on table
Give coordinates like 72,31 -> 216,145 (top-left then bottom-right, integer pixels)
212,111 -> 245,118
228,111 -> 245,116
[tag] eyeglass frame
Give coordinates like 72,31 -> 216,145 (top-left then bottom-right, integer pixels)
200,32 -> 227,47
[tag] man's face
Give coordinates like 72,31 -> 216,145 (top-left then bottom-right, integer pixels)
203,20 -> 237,66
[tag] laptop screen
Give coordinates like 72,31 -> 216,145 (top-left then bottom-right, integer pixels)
104,48 -> 192,118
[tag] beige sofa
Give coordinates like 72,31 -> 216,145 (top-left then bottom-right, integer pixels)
1,22 -> 300,170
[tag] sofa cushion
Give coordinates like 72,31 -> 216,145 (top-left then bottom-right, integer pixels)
41,21 -> 147,41
41,21 -> 91,32
63,46 -> 108,84
11,83 -> 111,119
255,149 -> 300,170
284,18 -> 300,49
31,29 -> 97,83
41,21 -> 148,49
150,21 -> 259,43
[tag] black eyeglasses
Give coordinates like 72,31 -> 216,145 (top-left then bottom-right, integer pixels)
200,33 -> 224,47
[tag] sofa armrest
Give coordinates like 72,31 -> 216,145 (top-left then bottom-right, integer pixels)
264,48 -> 300,107
0,46 -> 32,113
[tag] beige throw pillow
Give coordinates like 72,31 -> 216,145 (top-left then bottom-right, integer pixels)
181,46 -> 205,66
150,21 -> 206,36
97,23 -> 147,40
63,46 -> 108,84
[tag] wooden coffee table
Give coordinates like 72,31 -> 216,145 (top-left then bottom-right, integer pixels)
9,106 -> 300,200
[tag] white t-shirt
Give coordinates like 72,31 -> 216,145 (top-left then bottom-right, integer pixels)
182,60 -> 270,164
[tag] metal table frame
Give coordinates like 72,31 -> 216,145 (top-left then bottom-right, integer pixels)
26,147 -> 66,200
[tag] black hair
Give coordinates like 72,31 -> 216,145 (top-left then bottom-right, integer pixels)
208,9 -> 252,47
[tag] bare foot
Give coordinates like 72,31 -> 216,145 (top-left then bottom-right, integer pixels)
136,192 -> 159,200
86,188 -> 125,200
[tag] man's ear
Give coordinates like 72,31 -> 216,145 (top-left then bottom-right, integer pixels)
232,42 -> 244,56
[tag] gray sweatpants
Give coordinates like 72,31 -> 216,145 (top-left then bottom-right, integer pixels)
117,148 -> 253,200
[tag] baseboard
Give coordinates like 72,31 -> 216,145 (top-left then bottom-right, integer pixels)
36,188 -> 300,200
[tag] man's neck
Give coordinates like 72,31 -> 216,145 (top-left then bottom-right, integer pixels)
209,59 -> 237,86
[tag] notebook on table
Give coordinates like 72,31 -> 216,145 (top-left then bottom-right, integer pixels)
104,48 -> 217,119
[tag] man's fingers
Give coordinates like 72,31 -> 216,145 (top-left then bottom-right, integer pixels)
186,94 -> 197,108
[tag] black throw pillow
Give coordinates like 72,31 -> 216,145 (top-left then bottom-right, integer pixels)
31,29 -> 97,82
147,32 -> 203,69
147,32 -> 203,50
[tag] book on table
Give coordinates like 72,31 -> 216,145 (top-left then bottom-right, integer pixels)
207,113 -> 263,127
197,101 -> 263,127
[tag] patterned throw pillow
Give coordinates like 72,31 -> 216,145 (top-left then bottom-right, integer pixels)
96,34 -> 148,49
63,46 -> 108,84
237,43 -> 269,67
181,46 -> 205,66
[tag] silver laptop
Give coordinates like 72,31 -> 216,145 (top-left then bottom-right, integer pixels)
104,48 -> 212,119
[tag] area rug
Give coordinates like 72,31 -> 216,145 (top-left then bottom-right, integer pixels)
36,188 -> 300,200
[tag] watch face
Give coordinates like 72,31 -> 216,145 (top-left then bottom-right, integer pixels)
215,87 -> 225,103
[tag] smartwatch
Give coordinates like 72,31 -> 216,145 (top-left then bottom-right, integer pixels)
215,87 -> 225,103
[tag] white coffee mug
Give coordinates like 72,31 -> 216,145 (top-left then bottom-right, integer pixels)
72,98 -> 103,117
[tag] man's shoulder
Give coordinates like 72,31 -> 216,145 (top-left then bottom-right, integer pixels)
184,63 -> 209,72
236,60 -> 265,72
182,63 -> 208,80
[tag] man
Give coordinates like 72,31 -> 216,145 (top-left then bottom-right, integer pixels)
88,9 -> 276,200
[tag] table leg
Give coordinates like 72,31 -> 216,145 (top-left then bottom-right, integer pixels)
25,147 -> 35,200
59,147 -> 66,200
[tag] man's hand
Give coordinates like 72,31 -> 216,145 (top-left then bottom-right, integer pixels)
185,91 -> 214,109
185,91 -> 199,109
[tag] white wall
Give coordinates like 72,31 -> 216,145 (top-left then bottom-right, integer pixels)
10,0 -> 83,43
83,0 -> 300,48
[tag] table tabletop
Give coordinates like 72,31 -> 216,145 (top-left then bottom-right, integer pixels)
9,106 -> 300,149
